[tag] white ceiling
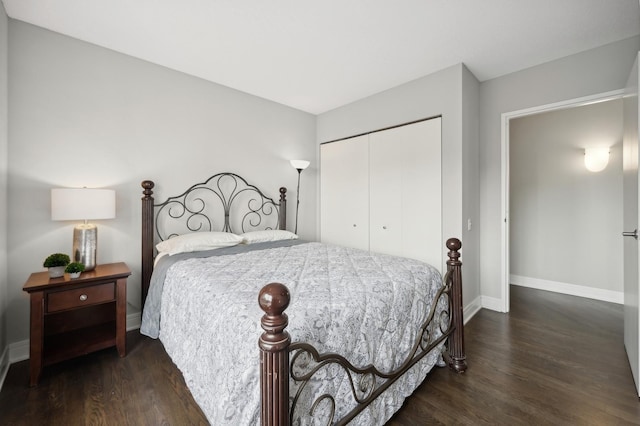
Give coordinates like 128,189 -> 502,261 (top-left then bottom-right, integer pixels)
3,0 -> 640,114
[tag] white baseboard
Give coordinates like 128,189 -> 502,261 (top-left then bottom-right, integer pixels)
463,296 -> 482,324
9,339 -> 29,363
510,274 -> 623,305
481,295 -> 506,312
8,312 -> 142,365
127,312 -> 141,331
0,345 -> 9,392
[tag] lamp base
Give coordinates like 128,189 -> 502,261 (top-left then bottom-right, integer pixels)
73,224 -> 97,271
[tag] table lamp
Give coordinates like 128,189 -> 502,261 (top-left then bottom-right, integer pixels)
51,188 -> 116,271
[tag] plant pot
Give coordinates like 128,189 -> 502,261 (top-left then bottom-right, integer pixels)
69,272 -> 81,279
48,266 -> 65,278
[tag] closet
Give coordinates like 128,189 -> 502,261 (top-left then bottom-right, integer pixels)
320,117 -> 442,270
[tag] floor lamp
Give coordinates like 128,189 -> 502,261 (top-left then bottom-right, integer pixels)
290,160 -> 310,234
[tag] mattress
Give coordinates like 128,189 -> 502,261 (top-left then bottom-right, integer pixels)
141,240 -> 447,425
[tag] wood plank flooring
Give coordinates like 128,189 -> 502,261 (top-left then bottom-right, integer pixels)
1,285 -> 638,425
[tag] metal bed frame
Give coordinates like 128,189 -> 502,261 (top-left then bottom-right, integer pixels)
140,172 -> 466,425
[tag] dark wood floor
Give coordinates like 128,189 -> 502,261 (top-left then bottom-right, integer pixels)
1,286 -> 639,425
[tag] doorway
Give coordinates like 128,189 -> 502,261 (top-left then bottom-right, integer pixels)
500,89 -> 624,312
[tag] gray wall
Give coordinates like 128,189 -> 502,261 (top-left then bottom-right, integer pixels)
479,35 -> 640,305
3,15 -> 637,360
462,65 -> 480,306
510,99 -> 623,293
0,3 -> 8,371
6,21 -> 317,346
317,63 -> 481,314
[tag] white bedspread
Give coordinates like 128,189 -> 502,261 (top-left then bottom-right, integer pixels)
143,241 -> 446,425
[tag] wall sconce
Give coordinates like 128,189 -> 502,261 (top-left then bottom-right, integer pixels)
51,188 -> 116,271
290,160 -> 310,234
584,147 -> 609,172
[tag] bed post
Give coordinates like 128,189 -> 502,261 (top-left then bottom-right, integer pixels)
141,180 -> 155,306
279,187 -> 287,231
446,238 -> 467,373
258,283 -> 291,426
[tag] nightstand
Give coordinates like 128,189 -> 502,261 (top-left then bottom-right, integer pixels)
22,262 -> 131,386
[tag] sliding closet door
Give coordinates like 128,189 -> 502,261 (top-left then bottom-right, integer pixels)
320,135 -> 369,250
369,118 -> 442,268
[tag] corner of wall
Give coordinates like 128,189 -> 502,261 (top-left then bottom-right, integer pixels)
461,63 -> 481,305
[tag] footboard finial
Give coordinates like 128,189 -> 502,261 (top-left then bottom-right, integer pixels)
259,283 -> 291,426
446,238 -> 467,373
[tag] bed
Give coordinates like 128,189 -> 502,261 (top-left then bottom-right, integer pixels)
139,172 -> 466,425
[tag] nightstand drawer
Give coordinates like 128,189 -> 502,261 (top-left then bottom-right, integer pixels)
47,282 -> 115,313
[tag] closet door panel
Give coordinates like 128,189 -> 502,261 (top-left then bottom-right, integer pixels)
320,135 -> 369,250
369,129 -> 403,257
369,118 -> 442,268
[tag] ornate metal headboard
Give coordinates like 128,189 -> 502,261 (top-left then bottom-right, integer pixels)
141,172 -> 287,304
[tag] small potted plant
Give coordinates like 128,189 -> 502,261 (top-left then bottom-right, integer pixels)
65,262 -> 85,279
43,253 -> 70,278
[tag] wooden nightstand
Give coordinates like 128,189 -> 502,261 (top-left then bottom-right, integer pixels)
22,262 -> 131,386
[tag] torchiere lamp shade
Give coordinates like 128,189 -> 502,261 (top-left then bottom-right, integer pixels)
290,160 -> 310,171
51,188 -> 116,271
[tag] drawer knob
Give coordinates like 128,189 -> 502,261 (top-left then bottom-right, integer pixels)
79,294 -> 88,301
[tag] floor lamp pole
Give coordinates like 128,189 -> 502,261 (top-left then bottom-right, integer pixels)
294,169 -> 302,234
290,159 -> 309,235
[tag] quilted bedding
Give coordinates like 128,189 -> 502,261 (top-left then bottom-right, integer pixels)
140,240 -> 447,425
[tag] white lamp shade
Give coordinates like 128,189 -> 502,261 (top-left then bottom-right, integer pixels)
51,188 -> 116,221
584,147 -> 609,172
290,159 -> 310,170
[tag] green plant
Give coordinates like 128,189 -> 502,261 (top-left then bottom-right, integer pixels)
64,262 -> 85,274
43,253 -> 70,268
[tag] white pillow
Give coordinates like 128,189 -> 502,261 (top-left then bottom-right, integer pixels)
156,232 -> 244,255
241,230 -> 298,244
